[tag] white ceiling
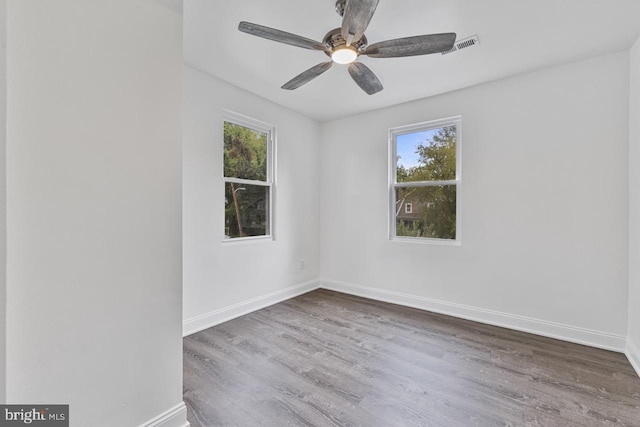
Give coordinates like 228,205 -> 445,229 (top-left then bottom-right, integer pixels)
184,0 -> 640,122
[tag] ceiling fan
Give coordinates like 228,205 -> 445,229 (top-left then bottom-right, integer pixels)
238,0 -> 456,95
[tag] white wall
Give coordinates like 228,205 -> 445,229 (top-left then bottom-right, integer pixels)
183,66 -> 321,333
320,52 -> 630,350
6,1 -> 185,426
628,36 -> 640,372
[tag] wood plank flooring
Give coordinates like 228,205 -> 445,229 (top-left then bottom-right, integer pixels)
183,289 -> 640,426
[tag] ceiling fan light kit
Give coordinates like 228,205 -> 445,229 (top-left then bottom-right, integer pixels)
331,46 -> 358,65
238,0 -> 456,95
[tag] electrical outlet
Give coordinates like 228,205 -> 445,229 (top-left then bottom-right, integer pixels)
299,258 -> 305,269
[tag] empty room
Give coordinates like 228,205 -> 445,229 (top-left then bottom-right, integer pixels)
2,0 -> 640,426
182,0 -> 640,425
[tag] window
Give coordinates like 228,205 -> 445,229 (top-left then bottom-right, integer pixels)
389,116 -> 461,244
223,111 -> 275,240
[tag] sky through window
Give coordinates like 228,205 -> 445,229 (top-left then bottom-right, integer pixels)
396,129 -> 438,169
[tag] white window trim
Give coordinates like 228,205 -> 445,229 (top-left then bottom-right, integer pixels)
388,115 -> 462,246
222,110 -> 276,244
405,203 -> 412,214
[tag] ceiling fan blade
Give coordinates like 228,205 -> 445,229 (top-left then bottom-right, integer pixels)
239,21 -> 328,52
341,0 -> 379,45
282,62 -> 333,90
348,62 -> 383,95
363,33 -> 457,58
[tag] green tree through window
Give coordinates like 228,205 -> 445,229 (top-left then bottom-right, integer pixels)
224,122 -> 267,181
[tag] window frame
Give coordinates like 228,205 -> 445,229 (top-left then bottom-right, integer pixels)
388,115 -> 462,246
222,110 -> 276,243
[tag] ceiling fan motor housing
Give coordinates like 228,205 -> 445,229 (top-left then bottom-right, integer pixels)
323,27 -> 368,56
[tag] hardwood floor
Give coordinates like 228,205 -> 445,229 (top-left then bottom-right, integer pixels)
183,289 -> 640,426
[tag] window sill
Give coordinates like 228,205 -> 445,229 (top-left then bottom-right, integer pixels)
222,235 -> 274,245
390,236 -> 461,247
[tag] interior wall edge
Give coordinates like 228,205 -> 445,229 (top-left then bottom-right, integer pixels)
0,0 -> 6,405
319,279 -> 628,353
626,338 -> 640,378
138,401 -> 189,427
182,279 -> 321,337
627,34 -> 640,379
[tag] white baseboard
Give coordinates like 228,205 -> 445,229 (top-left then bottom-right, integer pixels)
183,280 -> 321,336
182,277 -> 629,354
139,402 -> 189,427
627,339 -> 640,378
320,279 -> 627,353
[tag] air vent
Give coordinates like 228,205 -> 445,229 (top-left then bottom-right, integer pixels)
441,35 -> 480,55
